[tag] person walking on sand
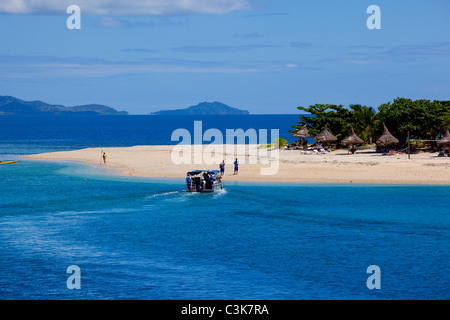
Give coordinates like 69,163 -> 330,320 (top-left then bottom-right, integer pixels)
233,158 -> 239,175
102,152 -> 107,164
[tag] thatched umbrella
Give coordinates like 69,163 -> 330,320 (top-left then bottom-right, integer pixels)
342,127 -> 364,154
437,129 -> 450,146
293,124 -> 311,138
376,123 -> 399,152
314,124 -> 337,146
292,124 -> 311,148
438,129 -> 450,156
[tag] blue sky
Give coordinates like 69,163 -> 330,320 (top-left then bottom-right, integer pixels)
0,0 -> 449,114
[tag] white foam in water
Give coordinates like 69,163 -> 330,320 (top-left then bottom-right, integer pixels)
213,189 -> 227,198
145,191 -> 183,199
54,207 -> 144,216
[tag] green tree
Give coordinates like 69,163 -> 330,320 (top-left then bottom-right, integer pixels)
438,101 -> 450,130
349,104 -> 379,144
377,98 -> 450,142
291,104 -> 353,143
443,112 -> 450,130
291,99 -> 450,146
273,138 -> 288,148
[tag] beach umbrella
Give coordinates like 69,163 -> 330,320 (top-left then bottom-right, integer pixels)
314,124 -> 337,145
376,123 -> 399,152
292,124 -> 311,138
342,127 -> 364,153
437,129 -> 450,145
292,124 -> 311,147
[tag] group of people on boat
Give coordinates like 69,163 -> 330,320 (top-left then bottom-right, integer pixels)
185,159 -> 239,192
186,170 -> 223,192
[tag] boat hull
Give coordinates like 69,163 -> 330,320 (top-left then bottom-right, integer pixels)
187,183 -> 223,193
0,160 -> 17,164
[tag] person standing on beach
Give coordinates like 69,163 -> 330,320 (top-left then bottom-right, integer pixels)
102,152 -> 107,164
233,158 -> 239,175
220,160 -> 225,175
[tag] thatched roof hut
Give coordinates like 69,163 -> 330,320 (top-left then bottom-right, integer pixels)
376,123 -> 399,145
314,124 -> 337,143
437,129 -> 450,145
342,128 -> 364,145
292,124 -> 311,138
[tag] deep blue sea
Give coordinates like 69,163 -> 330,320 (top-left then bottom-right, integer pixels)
0,115 -> 449,300
0,114 -> 301,155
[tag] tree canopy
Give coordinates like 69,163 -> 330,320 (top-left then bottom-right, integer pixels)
291,98 -> 450,146
293,104 -> 353,142
377,98 -> 449,142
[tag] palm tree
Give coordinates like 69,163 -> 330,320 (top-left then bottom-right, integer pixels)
350,105 -> 379,144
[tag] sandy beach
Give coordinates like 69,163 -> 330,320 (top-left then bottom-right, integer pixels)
23,144 -> 450,185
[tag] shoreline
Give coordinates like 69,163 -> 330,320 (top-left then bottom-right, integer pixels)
23,144 -> 450,185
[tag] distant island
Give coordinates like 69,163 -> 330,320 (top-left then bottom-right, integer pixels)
151,101 -> 250,115
0,95 -> 128,115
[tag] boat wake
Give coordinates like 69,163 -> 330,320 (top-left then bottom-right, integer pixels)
212,189 -> 227,198
145,190 -> 183,199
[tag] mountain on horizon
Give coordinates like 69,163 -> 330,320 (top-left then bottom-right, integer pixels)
151,101 -> 250,115
0,95 -> 128,115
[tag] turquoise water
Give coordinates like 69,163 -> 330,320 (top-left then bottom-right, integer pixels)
0,115 -> 448,299
0,160 -> 448,299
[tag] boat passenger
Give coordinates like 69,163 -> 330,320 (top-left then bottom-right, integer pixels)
208,175 -> 215,188
186,174 -> 192,190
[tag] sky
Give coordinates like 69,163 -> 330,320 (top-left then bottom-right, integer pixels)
0,0 -> 449,114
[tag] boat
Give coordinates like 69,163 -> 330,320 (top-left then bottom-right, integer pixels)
186,170 -> 223,193
0,160 -> 17,164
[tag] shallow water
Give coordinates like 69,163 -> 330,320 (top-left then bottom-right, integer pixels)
0,160 -> 448,299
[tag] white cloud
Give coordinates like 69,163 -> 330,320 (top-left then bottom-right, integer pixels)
98,17 -> 130,28
0,0 -> 255,15
0,54 -> 290,79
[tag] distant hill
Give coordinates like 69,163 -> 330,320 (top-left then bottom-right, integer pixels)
151,101 -> 250,115
0,96 -> 128,115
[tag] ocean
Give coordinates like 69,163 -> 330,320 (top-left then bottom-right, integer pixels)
0,114 -> 301,155
0,115 -> 448,300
